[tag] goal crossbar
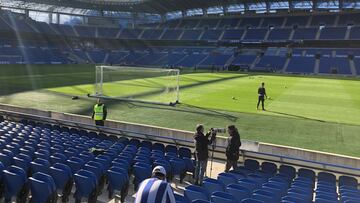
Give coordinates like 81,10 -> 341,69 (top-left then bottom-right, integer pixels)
91,66 -> 180,106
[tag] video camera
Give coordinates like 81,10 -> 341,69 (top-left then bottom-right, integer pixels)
211,128 -> 226,134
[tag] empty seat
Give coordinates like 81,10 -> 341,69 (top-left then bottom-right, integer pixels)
211,191 -> 237,203
184,185 -> 210,202
30,158 -> 51,174
279,165 -> 296,180
49,163 -> 73,202
3,166 -> 29,202
226,183 -> 251,202
107,166 -> 129,200
339,176 -> 358,188
203,178 -> 225,194
217,173 -> 238,186
74,169 -> 98,203
318,172 -> 336,185
29,172 -> 57,203
133,163 -> 152,190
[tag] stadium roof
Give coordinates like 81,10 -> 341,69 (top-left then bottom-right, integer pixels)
0,0 -> 357,14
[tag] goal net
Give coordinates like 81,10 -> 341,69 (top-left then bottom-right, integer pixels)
93,66 -> 180,105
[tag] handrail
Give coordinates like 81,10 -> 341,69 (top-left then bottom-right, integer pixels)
0,109 -> 359,176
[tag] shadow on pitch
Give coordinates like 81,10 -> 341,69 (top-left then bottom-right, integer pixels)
266,110 -> 326,123
126,102 -> 238,122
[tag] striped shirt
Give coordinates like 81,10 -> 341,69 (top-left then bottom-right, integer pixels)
135,178 -> 176,203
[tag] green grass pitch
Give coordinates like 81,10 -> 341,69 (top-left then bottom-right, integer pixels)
0,65 -> 359,157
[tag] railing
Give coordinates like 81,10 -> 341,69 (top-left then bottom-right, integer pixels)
0,108 -> 359,178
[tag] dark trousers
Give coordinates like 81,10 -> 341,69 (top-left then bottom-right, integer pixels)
95,120 -> 104,126
257,96 -> 265,110
225,159 -> 238,172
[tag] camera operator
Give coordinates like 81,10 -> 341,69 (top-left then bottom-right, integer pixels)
225,125 -> 241,172
193,124 -> 216,186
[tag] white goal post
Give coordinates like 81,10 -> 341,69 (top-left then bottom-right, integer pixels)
92,66 -> 180,106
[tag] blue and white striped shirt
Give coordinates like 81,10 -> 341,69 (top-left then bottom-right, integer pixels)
135,178 -> 176,203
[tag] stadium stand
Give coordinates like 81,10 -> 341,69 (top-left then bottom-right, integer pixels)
286,56 -> 316,73
0,9 -> 359,75
0,116 -> 359,203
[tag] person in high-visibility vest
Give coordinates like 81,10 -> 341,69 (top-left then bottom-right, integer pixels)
92,98 -> 107,126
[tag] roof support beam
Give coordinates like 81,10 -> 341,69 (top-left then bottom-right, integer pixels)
312,0 -> 318,11
266,1 -> 271,13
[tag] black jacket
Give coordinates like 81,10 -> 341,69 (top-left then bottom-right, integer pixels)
226,132 -> 241,161
194,132 -> 214,161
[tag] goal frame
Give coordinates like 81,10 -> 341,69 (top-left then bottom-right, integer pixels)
91,65 -> 180,106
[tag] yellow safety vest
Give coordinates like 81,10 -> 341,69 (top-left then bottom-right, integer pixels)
93,104 -> 104,121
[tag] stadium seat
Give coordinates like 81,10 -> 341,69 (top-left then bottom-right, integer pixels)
279,165 -> 296,180
74,169 -> 98,203
30,158 -> 51,174
133,163 -> 152,190
203,178 -> 225,194
339,176 -> 358,188
318,172 -> 336,185
3,166 -> 29,202
211,191 -> 237,203
13,154 -> 32,172
29,172 -> 57,203
184,185 -> 210,202
174,193 -> 188,203
49,163 -> 73,202
217,172 -> 238,186
66,157 -> 85,174
107,166 -> 129,199
298,168 -> 316,182
226,183 -> 251,201
241,198 -> 265,203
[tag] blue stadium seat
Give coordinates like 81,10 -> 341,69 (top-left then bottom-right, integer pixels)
31,158 -> 50,174
226,183 -> 251,202
174,193 -> 188,203
74,169 -> 98,203
241,198 -> 265,203
49,163 -> 73,202
184,185 -> 210,202
217,172 -> 238,186
133,163 -> 152,190
3,166 -> 29,202
339,176 -> 358,188
203,178 -> 225,194
107,166 -> 129,198
66,157 -> 85,174
279,165 -> 296,180
13,154 -> 32,172
29,172 -> 57,203
211,191 -> 237,203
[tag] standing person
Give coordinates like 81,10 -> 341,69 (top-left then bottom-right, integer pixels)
225,125 -> 241,172
257,82 -> 267,111
91,98 -> 107,126
135,166 -> 176,203
193,124 -> 215,186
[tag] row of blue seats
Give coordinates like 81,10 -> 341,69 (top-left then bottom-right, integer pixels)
0,120 -> 195,202
3,11 -> 360,41
154,13 -> 360,29
177,159 -> 359,203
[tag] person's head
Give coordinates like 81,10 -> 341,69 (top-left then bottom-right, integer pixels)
196,124 -> 204,134
152,166 -> 166,181
227,125 -> 238,136
97,98 -> 102,104
261,82 -> 265,87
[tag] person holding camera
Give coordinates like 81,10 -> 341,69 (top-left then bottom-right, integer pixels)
225,125 -> 241,172
193,124 -> 216,186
